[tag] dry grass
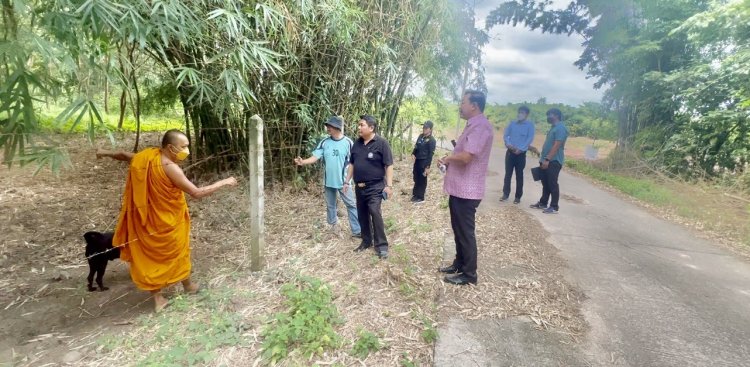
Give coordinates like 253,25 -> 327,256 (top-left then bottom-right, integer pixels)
1,136 -> 585,366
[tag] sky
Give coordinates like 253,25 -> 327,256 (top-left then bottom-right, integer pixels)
475,0 -> 603,106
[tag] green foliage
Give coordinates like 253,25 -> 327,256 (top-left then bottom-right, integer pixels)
487,0 -> 750,181
400,96 -> 618,140
400,354 -> 417,367
566,159 -> 678,207
261,276 -> 342,364
384,216 -> 398,234
350,329 -> 382,359
2,0 -> 487,177
421,318 -> 438,344
96,288 -> 248,366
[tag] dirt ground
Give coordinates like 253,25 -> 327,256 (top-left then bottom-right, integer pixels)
0,134 -> 584,366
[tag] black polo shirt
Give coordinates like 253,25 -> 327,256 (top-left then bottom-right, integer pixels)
350,134 -> 394,183
412,134 -> 437,165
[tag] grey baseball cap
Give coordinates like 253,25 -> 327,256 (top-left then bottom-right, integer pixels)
325,116 -> 344,130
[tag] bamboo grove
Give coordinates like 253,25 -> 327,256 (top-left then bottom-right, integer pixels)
0,0 -> 486,179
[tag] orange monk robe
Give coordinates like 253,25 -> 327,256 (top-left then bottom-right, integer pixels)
113,148 -> 191,291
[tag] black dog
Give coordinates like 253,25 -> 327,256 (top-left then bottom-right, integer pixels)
83,231 -> 119,291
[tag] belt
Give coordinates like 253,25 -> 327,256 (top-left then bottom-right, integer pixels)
355,180 -> 383,188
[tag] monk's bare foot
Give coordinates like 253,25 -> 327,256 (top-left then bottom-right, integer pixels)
154,294 -> 169,313
184,283 -> 200,295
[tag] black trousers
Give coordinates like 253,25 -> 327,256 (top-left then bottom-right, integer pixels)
449,195 -> 481,281
503,150 -> 527,199
355,181 -> 388,249
412,159 -> 430,200
538,161 -> 562,210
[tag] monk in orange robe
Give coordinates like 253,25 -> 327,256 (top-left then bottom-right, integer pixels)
97,130 -> 237,311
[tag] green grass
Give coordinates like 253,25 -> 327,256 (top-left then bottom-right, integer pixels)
38,104 -> 183,134
566,159 -> 680,207
350,329 -> 382,359
97,287 -> 251,366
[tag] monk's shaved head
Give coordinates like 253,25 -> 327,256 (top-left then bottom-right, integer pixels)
161,129 -> 188,148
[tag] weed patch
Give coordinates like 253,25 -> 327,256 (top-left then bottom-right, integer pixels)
260,276 -> 342,364
350,329 -> 382,359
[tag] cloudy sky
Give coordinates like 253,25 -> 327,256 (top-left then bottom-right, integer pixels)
475,0 -> 603,106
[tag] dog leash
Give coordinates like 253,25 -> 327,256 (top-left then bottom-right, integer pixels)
84,221 -> 183,260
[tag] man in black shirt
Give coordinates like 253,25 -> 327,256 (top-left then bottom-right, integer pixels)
410,121 -> 437,203
344,115 -> 394,259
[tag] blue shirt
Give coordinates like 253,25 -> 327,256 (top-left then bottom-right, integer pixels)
540,122 -> 568,164
503,119 -> 535,152
312,135 -> 354,189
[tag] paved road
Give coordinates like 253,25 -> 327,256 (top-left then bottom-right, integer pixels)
480,146 -> 750,366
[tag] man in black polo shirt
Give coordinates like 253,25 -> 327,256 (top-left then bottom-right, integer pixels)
344,115 -> 394,259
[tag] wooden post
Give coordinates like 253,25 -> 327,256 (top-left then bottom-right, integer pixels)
248,114 -> 265,271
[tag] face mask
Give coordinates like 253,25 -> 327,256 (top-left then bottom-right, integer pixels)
170,145 -> 190,161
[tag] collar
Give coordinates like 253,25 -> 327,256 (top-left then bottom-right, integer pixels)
467,114 -> 486,127
359,134 -> 378,143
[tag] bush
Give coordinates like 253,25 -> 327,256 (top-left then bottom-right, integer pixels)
260,276 -> 342,364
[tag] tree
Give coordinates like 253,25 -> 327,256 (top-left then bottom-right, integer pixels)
1,0 -> 486,179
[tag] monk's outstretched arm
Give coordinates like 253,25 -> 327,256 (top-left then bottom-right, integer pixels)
96,149 -> 135,162
164,163 -> 238,199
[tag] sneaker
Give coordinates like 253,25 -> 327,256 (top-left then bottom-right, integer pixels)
530,203 -> 547,209
352,233 -> 362,239
499,195 -> 509,202
413,199 -> 425,205
542,207 -> 559,214
513,198 -> 521,204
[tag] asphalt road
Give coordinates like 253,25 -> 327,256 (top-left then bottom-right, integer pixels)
483,146 -> 750,366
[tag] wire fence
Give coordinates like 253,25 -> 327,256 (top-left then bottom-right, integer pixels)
1,115 -> 425,188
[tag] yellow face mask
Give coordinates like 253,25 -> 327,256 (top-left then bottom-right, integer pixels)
170,145 -> 190,161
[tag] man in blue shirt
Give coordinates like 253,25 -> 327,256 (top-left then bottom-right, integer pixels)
294,116 -> 361,237
530,108 -> 568,214
501,106 -> 535,204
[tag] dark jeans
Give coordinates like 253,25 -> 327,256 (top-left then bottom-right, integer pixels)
412,159 -> 430,200
538,161 -> 562,210
355,181 -> 388,250
503,150 -> 527,199
449,195 -> 481,281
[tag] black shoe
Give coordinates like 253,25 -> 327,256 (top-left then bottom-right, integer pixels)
410,196 -> 417,202
513,198 -> 521,204
530,202 -> 547,209
443,274 -> 477,285
352,233 -> 362,239
438,265 -> 461,274
354,243 -> 372,252
499,195 -> 509,202
377,249 -> 389,259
